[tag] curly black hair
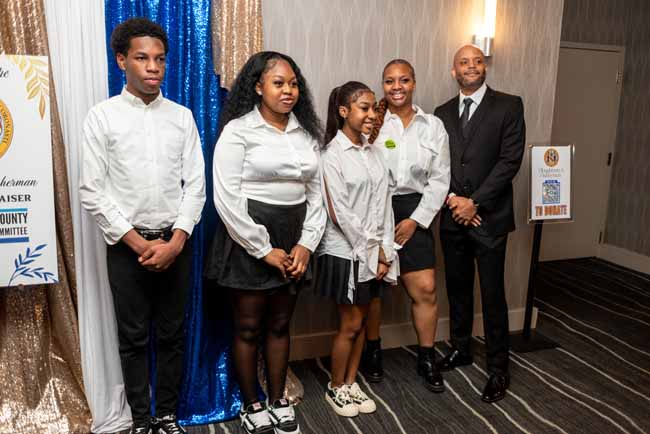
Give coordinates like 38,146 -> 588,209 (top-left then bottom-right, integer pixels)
110,17 -> 169,57
218,51 -> 323,141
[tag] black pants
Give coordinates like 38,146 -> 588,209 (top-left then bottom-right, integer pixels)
440,230 -> 509,375
107,241 -> 191,424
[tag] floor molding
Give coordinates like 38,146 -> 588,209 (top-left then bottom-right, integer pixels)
290,307 -> 537,361
598,243 -> 650,275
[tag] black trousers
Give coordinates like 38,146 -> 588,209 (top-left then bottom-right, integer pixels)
107,241 -> 191,424
440,229 -> 509,375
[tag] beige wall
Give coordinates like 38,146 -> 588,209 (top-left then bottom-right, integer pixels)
262,0 -> 564,358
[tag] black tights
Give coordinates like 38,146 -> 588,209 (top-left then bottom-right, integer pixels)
231,287 -> 298,406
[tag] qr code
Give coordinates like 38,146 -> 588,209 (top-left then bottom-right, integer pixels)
542,180 -> 561,204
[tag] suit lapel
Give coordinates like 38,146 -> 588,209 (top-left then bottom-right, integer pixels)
461,86 -> 495,157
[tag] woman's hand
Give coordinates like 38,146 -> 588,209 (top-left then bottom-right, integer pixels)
287,244 -> 311,280
376,262 -> 389,280
395,218 -> 418,245
263,248 -> 291,279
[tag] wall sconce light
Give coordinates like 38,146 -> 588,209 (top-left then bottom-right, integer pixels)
473,0 -> 497,57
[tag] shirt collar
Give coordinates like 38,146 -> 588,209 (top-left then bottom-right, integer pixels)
385,104 -> 427,122
247,105 -> 302,133
336,129 -> 370,151
120,86 -> 164,107
458,82 -> 487,106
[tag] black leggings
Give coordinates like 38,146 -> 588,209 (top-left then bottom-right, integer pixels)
231,286 -> 298,406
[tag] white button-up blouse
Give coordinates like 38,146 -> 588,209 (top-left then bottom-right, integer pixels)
212,106 -> 326,259
375,105 -> 451,228
318,130 -> 399,299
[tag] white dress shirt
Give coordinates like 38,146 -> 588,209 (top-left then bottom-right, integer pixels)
319,130 -> 399,300
213,106 -> 325,259
80,88 -> 206,245
375,105 -> 451,228
458,82 -> 487,120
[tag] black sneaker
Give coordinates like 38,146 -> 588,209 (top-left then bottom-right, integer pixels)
128,420 -> 151,434
240,401 -> 275,434
268,398 -> 300,434
153,414 -> 186,434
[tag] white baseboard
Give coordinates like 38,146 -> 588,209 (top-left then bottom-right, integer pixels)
598,243 -> 650,275
290,307 -> 537,361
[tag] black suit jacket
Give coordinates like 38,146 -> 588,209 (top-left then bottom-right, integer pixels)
434,86 -> 526,237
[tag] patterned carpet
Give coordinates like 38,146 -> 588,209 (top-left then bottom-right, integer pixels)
139,258 -> 650,434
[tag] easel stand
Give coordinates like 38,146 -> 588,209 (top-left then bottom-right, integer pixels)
510,221 -> 559,353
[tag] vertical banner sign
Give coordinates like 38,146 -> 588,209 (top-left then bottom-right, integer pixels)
529,144 -> 573,222
0,55 -> 58,286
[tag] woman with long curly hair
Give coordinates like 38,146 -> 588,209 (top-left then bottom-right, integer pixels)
205,51 -> 325,434
363,59 -> 451,393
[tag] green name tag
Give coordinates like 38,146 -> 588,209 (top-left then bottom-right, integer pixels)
385,139 -> 396,149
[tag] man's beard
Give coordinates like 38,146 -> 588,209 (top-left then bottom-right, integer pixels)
456,70 -> 486,91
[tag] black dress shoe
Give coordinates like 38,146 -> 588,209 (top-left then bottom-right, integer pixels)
417,346 -> 445,393
362,338 -> 383,382
481,373 -> 509,403
437,349 -> 473,372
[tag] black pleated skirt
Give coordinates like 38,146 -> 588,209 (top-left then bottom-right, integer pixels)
392,192 -> 436,273
204,199 -> 309,292
313,254 -> 383,305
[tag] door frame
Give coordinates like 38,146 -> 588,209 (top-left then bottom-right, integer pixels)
555,41 -> 625,255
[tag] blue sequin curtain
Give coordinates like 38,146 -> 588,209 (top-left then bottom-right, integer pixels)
104,0 -> 240,425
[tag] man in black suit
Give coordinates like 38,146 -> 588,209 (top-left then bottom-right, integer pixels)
434,45 -> 525,403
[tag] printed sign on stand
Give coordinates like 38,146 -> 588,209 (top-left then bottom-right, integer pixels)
529,144 -> 574,222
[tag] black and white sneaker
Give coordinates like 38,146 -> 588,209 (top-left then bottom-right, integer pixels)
347,382 -> 376,413
240,401 -> 275,434
325,382 -> 358,417
128,421 -> 151,434
153,414 -> 186,434
268,398 -> 300,434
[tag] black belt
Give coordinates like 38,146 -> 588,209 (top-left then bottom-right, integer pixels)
135,226 -> 173,241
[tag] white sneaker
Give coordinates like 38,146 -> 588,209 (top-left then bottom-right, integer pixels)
347,382 -> 376,413
325,382 -> 359,417
240,402 -> 275,434
268,398 -> 300,434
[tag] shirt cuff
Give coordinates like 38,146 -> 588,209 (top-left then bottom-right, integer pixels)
409,207 -> 433,229
297,234 -> 318,253
172,216 -> 196,238
100,216 -> 132,245
251,243 -> 273,260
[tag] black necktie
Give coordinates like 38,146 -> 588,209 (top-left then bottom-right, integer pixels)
461,97 -> 473,133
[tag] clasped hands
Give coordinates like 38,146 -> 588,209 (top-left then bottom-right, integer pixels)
263,245 -> 310,280
448,196 -> 482,227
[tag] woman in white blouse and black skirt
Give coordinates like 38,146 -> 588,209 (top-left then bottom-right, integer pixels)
363,59 -> 451,393
316,81 -> 399,418
205,52 -> 326,434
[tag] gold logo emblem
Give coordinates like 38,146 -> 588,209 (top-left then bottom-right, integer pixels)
544,148 -> 559,167
0,99 -> 14,159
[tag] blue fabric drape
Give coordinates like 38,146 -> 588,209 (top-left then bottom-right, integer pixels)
105,0 -> 240,425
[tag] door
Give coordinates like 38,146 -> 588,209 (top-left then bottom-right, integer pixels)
540,43 -> 624,261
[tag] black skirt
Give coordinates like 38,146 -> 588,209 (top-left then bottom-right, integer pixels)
204,199 -> 310,292
392,192 -> 436,273
313,254 -> 383,305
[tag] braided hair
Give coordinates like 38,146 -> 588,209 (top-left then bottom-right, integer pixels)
368,59 -> 416,144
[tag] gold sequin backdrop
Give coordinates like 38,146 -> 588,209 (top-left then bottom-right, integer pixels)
211,0 -> 263,89
0,1 -> 91,433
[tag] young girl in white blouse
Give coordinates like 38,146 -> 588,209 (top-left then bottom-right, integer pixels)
206,51 -> 326,434
316,81 -> 399,418
363,59 -> 451,393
